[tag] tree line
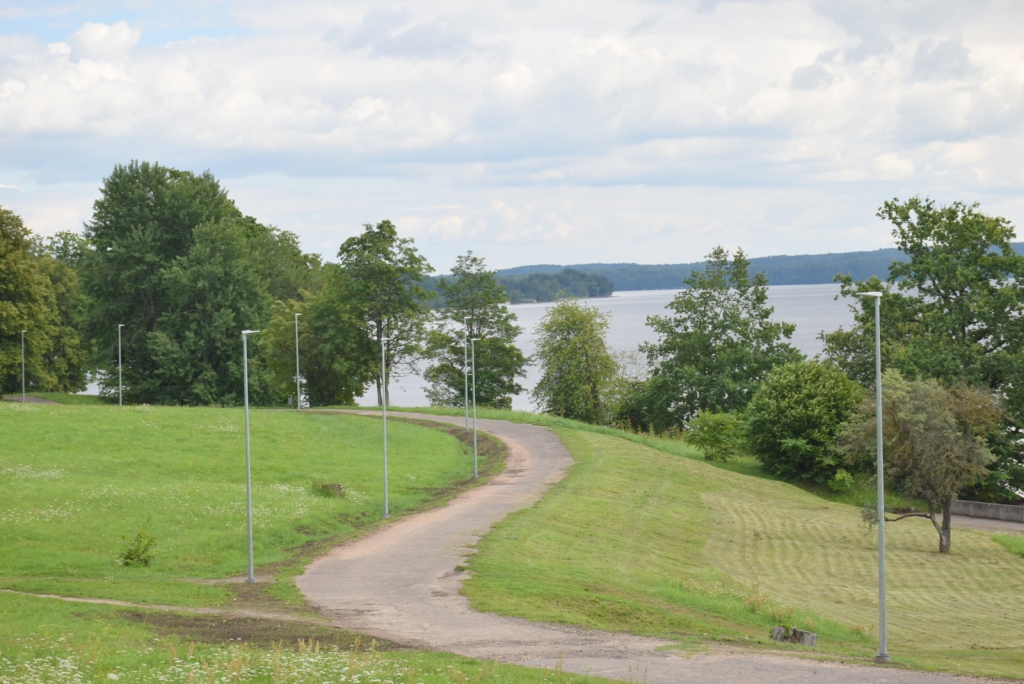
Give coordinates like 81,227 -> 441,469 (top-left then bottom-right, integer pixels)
0,161 -> 528,410
528,197 -> 1024,554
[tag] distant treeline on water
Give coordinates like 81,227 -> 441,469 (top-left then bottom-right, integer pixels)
494,244 -> 1024,297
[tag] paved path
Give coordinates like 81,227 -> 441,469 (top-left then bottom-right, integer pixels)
1,394 -> 59,404
298,412 -> 999,683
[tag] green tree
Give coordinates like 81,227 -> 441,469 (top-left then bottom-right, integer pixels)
821,198 -> 1024,498
746,360 -> 864,482
37,237 -> 89,392
839,370 -> 1000,553
145,219 -> 275,405
686,410 -> 744,461
637,247 -> 802,432
262,268 -> 376,407
1,206 -> 57,394
532,300 -> 617,424
337,221 -> 433,406
424,252 -> 526,409
81,162 -> 242,402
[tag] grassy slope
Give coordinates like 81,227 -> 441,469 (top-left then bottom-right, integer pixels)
1,402 -> 485,605
0,403 -> 606,683
463,428 -> 1024,679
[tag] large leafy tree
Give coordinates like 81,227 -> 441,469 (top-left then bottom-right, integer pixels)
839,370 -> 1000,553
82,162 -> 242,401
1,206 -> 58,394
82,161 -> 314,405
0,208 -> 88,394
532,300 -> 617,424
262,267 -> 376,407
822,197 -> 1024,498
423,252 -> 526,409
337,221 -> 432,406
636,247 -> 802,431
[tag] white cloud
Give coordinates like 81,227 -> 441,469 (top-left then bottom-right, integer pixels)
0,1 -> 1023,267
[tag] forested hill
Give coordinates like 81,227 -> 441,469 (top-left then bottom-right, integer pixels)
499,244 -> 1024,292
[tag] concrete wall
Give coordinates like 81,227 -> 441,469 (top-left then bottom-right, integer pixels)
952,500 -> 1024,523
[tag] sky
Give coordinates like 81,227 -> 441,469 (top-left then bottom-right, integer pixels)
1,0 -> 1023,271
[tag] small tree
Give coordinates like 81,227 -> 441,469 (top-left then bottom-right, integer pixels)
838,370 -> 1000,553
746,360 -> 864,482
423,252 -> 527,409
532,301 -> 617,424
337,221 -> 433,406
687,411 -> 743,461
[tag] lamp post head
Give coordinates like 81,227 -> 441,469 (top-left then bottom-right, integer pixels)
242,329 -> 260,335
857,292 -> 883,298
295,313 -> 301,318
118,324 -> 124,328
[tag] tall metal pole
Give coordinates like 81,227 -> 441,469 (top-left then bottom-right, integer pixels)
873,294 -> 889,663
463,319 -> 469,430
859,291 -> 888,663
471,337 -> 478,479
118,324 -> 124,406
294,313 -> 302,410
21,330 -> 26,403
381,328 -> 390,519
242,329 -> 260,583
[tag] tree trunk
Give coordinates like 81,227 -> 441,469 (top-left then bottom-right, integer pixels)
939,500 -> 952,553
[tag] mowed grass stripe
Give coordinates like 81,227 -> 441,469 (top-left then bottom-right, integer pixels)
465,427 -> 1024,678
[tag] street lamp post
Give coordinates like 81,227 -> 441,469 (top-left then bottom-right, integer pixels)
463,319 -> 469,431
294,313 -> 302,410
381,328 -> 390,519
118,324 -> 124,406
470,337 -> 479,479
20,330 -> 26,403
858,291 -> 889,664
241,329 -> 260,583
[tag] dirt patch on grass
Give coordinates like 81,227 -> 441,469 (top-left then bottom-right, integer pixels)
122,611 -> 392,650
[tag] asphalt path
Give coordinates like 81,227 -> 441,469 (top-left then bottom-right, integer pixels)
297,411 -> 1002,683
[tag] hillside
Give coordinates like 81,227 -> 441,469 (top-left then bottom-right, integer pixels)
497,243 -> 1024,292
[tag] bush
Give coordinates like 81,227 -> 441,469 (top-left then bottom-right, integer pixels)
828,468 -> 855,493
686,410 -> 743,461
746,360 -> 863,482
117,527 -> 156,566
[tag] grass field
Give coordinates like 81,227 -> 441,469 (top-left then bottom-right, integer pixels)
3,392 -> 108,405
461,428 -> 1024,679
0,402 -> 611,683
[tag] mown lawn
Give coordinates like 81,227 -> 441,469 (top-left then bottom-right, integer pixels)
0,402 -> 610,683
462,428 -> 1024,680
0,402 -> 488,607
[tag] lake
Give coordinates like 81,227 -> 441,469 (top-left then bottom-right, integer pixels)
367,282 -> 857,411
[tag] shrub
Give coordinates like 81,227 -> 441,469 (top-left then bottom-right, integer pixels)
117,527 -> 156,566
828,468 -> 855,493
686,410 -> 743,461
746,360 -> 863,482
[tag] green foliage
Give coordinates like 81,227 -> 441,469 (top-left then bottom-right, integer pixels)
821,197 -> 1024,499
746,360 -> 863,483
117,527 -> 156,566
498,268 -> 613,303
636,247 -> 803,432
828,468 -> 855,493
262,271 -> 375,407
839,370 -> 1001,552
532,301 -> 618,424
424,252 -> 527,409
80,162 -> 316,406
1,206 -> 87,394
686,410 -> 743,461
337,220 -> 433,406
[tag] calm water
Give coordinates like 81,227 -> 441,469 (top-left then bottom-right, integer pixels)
366,283 -> 856,411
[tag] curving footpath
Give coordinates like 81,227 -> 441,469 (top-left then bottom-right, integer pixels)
297,412 -> 993,684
